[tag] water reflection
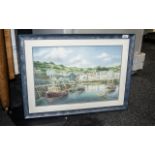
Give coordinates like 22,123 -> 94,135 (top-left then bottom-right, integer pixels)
36,83 -> 119,106
85,84 -> 108,92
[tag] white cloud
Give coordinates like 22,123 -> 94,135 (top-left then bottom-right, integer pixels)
49,48 -> 72,61
33,47 -> 121,68
34,47 -> 72,62
68,55 -> 92,68
97,52 -> 111,61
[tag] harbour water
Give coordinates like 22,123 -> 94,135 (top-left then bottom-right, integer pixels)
36,83 -> 119,106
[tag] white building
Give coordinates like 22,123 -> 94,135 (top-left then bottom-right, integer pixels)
78,71 -> 120,82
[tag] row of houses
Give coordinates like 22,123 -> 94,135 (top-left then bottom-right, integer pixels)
45,69 -> 120,82
78,71 -> 120,81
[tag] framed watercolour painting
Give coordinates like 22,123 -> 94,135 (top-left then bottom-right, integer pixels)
19,34 -> 135,118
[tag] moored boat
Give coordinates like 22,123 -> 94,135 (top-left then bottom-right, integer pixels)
69,86 -> 85,93
46,85 -> 68,98
77,87 -> 85,91
107,84 -> 116,93
46,91 -> 68,98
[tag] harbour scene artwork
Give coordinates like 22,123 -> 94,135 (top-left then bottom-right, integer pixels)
32,45 -> 122,106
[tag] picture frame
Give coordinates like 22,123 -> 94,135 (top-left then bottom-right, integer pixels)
19,34 -> 135,119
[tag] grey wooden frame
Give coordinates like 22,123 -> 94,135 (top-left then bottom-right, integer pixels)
19,34 -> 135,119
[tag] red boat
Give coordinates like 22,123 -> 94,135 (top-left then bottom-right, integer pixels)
46,91 -> 68,98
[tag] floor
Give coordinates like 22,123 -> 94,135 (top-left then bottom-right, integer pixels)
0,39 -> 155,126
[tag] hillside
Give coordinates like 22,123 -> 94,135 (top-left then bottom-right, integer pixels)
33,61 -> 121,73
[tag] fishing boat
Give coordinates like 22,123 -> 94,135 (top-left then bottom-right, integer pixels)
46,91 -> 68,98
107,84 -> 116,93
77,86 -> 85,91
69,86 -> 85,93
46,86 -> 68,98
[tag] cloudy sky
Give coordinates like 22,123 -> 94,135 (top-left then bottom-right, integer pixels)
32,46 -> 122,68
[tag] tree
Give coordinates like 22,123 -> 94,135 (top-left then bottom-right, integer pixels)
50,61 -> 55,65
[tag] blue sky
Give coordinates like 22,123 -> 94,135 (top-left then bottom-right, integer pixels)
33,46 -> 122,68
